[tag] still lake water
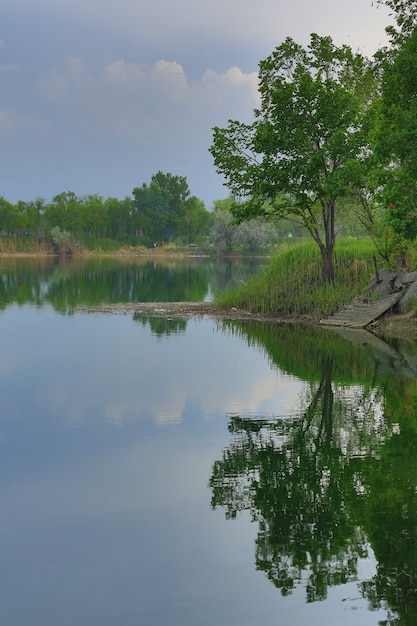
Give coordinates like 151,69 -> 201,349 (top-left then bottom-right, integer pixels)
1,256 -> 416,625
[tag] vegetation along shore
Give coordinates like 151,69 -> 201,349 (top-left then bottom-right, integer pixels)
4,234 -> 415,338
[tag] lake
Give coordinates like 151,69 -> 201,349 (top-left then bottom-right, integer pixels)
1,256 -> 416,625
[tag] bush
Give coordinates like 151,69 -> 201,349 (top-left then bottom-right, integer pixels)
49,227 -> 81,255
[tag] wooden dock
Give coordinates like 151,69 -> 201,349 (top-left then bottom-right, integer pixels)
320,293 -> 403,329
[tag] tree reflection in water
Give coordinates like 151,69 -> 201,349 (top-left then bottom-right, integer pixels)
209,323 -> 417,624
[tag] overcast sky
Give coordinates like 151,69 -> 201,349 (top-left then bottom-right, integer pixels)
1,0 -> 392,208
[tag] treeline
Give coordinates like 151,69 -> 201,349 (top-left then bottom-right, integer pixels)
0,171 -> 211,246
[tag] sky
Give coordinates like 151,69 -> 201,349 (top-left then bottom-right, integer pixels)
1,0 -> 393,208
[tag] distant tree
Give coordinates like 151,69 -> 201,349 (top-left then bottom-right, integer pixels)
79,194 -> 108,237
236,218 -> 273,252
16,198 -> 47,235
0,197 -> 19,235
209,199 -> 238,251
178,196 -> 210,242
210,34 -> 378,281
105,196 -> 133,240
132,181 -> 171,242
132,172 -> 207,243
150,171 -> 190,240
45,192 -> 82,233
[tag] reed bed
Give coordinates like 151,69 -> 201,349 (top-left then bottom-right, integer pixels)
216,238 -> 377,318
0,236 -> 53,254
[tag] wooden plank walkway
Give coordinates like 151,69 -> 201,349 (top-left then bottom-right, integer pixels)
320,293 -> 403,328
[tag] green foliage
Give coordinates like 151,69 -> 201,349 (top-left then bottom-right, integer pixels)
105,196 -> 133,240
80,237 -> 129,252
216,238 -> 377,317
132,171 -> 210,243
0,171 -> 209,246
376,0 -> 417,46
132,180 -> 171,241
0,196 -> 23,235
210,34 -> 378,281
371,26 -> 417,243
209,325 -> 417,616
180,195 -> 210,242
0,256 -> 213,313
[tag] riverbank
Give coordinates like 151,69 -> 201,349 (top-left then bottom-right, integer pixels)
372,310 -> 417,339
75,301 -> 310,323
75,299 -> 417,338
3,242 -> 416,337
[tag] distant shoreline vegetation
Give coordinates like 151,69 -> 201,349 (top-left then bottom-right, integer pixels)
0,234 -> 394,313
0,172 -> 211,251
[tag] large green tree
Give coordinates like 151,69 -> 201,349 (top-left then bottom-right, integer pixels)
371,2 -> 417,246
372,28 -> 417,240
210,34 -> 377,281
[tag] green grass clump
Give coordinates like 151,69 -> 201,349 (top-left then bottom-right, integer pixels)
80,237 -> 129,252
215,237 -> 377,318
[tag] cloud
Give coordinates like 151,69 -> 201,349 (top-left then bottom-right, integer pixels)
0,0 -> 392,204
0,108 -> 32,133
4,0 -> 390,56
33,318 -> 305,429
37,56 -> 259,143
0,63 -> 19,72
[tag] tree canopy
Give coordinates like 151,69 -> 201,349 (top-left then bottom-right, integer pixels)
376,0 -> 417,46
210,34 -> 378,281
371,21 -> 417,243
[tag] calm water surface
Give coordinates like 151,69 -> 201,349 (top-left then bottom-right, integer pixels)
1,258 -> 416,625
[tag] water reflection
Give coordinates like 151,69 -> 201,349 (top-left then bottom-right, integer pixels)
0,256 -> 267,314
210,322 -> 417,624
2,277 -> 417,624
134,316 -> 187,336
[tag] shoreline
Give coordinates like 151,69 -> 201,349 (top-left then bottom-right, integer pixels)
75,301 -> 310,324
75,300 -> 417,340
2,250 -> 415,337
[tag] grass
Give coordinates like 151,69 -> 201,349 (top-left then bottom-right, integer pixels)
215,237 -> 378,318
0,236 -> 53,254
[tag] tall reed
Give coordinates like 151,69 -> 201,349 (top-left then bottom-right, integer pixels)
216,238 -> 377,317
0,236 -> 53,254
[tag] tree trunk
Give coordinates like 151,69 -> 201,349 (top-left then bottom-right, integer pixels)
321,247 -> 335,282
322,202 -> 336,282
306,201 -> 336,282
